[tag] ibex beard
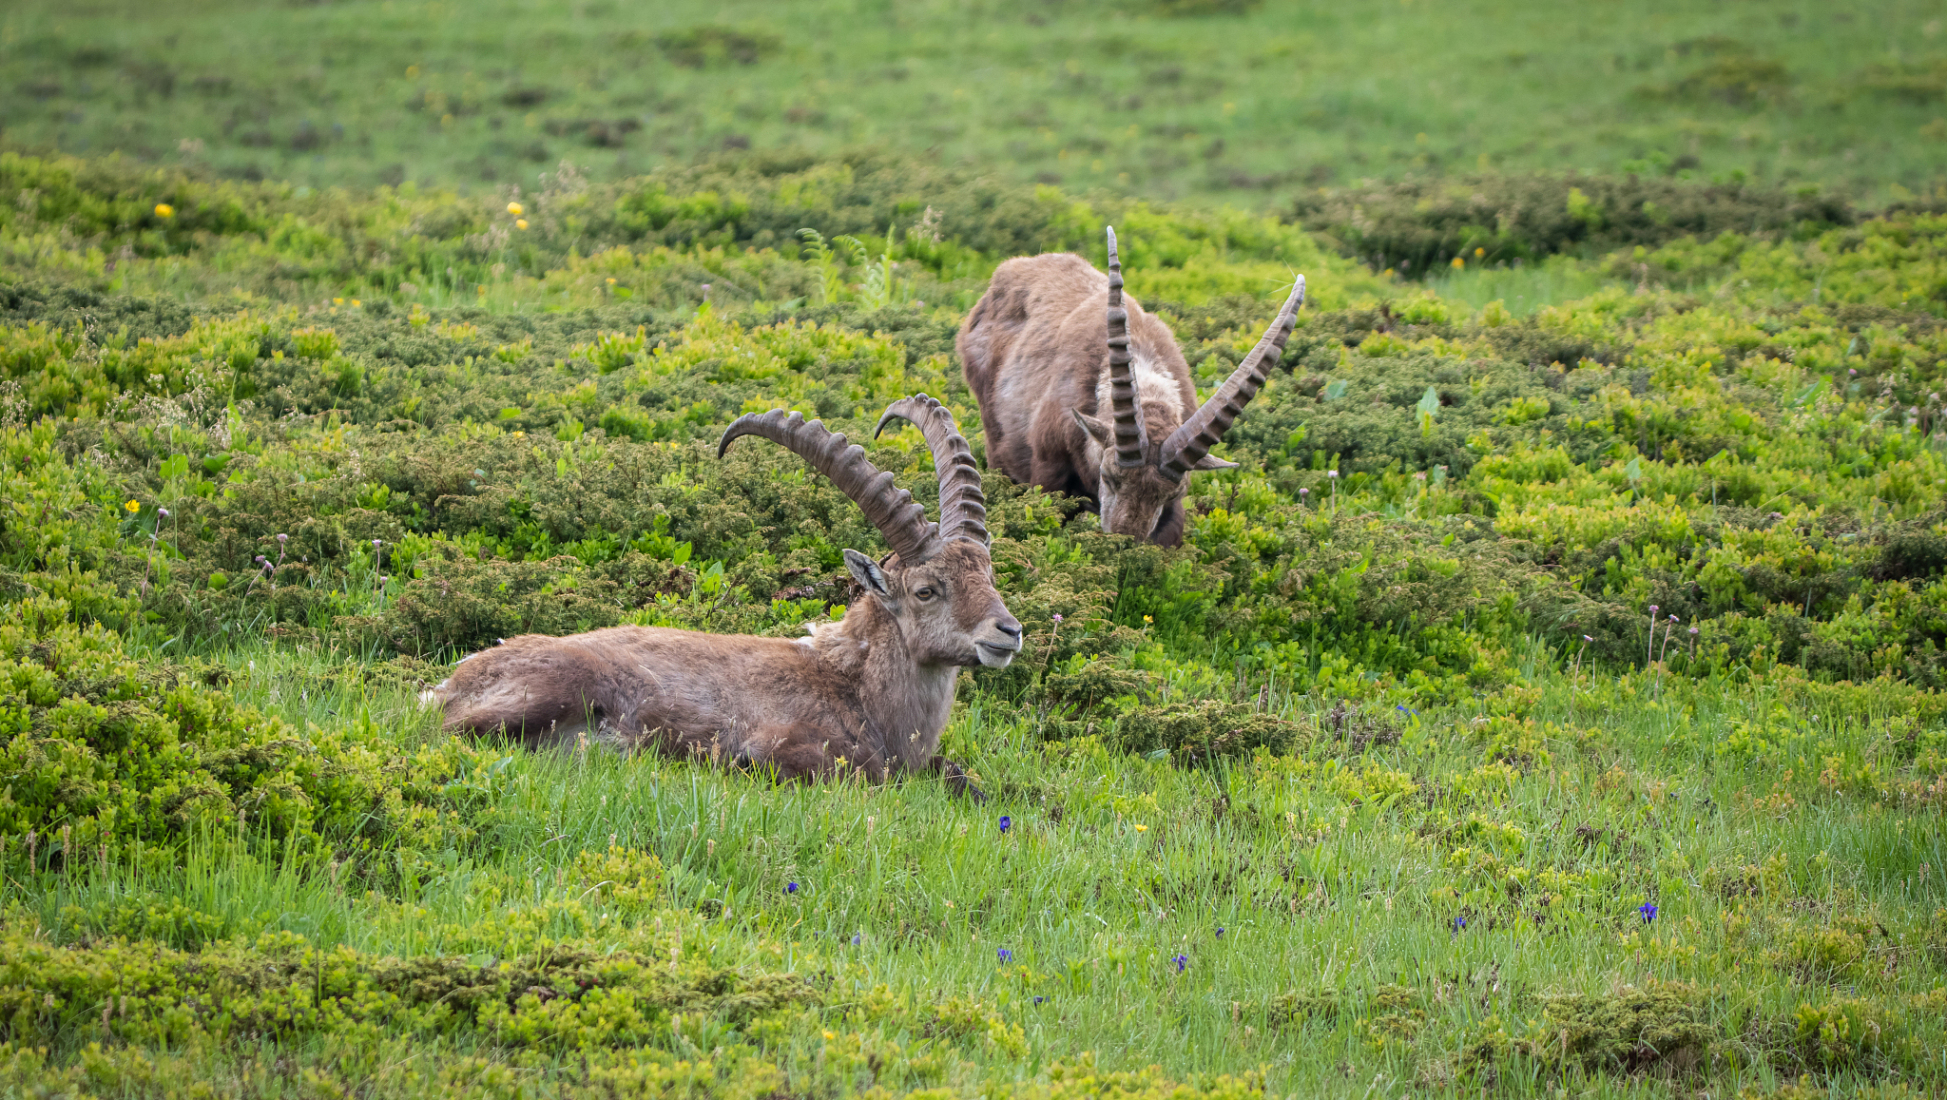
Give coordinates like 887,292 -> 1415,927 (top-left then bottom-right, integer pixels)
422,396 -> 1021,799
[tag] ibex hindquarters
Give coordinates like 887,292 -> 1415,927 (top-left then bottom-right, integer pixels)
959,229 -> 1304,546
423,396 -> 1020,799
432,627 -> 880,779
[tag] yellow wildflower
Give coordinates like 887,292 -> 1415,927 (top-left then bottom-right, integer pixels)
507,201 -> 523,216
1451,256 -> 1465,269
124,499 -> 140,514
1143,614 -> 1153,624
1474,246 -> 1485,258
351,299 -> 362,307
1134,824 -> 1148,832
516,219 -> 529,230
154,203 -> 174,219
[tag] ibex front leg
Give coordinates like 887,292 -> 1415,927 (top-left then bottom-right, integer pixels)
930,754 -> 986,802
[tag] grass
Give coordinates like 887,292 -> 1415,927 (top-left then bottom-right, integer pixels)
1416,257 -> 1628,316
2,0 -> 1945,203
2,31 -> 1947,1086
11,630 -> 1947,1095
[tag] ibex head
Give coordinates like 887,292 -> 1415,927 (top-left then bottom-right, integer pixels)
720,395 -> 1022,669
1070,226 -> 1306,547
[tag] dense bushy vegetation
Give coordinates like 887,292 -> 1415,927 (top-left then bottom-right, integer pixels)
4,149 -> 1947,1095
1290,173 -> 1870,275
0,149 -> 1377,313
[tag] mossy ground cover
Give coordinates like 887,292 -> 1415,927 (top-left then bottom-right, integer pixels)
3,156 -> 1947,1095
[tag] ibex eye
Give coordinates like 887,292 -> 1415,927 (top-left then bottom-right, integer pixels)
915,587 -> 936,600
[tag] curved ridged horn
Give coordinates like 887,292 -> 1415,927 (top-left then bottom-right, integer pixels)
874,394 -> 989,547
720,409 -> 939,563
1103,227 -> 1146,468
1158,275 -> 1307,480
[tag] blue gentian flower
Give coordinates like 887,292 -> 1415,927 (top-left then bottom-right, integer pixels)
1452,915 -> 1467,931
1639,902 -> 1658,923
1216,927 -> 1225,939
785,882 -> 798,894
1172,954 -> 1188,972
999,815 -> 1011,833
997,948 -> 1012,963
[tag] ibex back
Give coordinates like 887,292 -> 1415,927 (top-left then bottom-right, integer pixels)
424,396 -> 1020,798
959,227 -> 1304,546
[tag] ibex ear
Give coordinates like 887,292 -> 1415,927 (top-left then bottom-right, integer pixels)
1191,454 -> 1238,471
1071,409 -> 1115,448
843,548 -> 892,599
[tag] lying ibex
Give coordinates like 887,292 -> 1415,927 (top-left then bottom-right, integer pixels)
959,227 -> 1305,546
424,396 -> 1020,798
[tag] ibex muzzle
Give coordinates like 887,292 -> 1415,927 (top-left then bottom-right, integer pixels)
959,226 -> 1305,546
425,395 -> 1017,799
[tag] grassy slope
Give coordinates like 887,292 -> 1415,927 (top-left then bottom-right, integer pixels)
4,154 -> 1947,1096
18,645 -> 1947,1095
2,0 -> 1945,202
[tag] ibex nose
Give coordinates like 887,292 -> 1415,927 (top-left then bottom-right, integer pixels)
995,619 -> 1022,640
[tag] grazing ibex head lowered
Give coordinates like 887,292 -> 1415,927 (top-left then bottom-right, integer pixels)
428,395 -> 1018,798
959,226 -> 1305,546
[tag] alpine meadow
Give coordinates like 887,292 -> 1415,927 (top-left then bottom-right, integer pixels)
3,0 -> 1947,1096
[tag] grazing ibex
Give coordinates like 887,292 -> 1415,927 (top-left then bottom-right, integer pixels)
424,395 -> 1020,799
959,226 -> 1305,546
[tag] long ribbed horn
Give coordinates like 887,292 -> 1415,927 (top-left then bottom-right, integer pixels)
720,409 -> 939,563
1103,226 -> 1146,468
874,394 -> 989,547
1158,275 -> 1306,480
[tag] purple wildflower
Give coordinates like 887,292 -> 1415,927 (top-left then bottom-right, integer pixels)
998,815 -> 1011,833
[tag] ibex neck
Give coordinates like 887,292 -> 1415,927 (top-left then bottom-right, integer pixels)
812,599 -> 960,771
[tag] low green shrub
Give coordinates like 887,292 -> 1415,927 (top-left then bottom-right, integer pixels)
0,922 -> 809,1051
1291,172 -> 1861,276
1511,983 -> 1718,1075
0,593 -> 504,862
